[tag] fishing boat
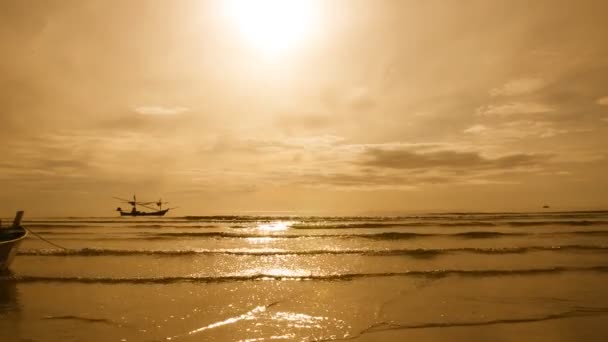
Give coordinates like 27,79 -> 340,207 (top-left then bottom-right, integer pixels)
0,211 -> 27,271
115,195 -> 177,217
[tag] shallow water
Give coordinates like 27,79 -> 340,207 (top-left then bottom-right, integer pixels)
2,212 -> 608,341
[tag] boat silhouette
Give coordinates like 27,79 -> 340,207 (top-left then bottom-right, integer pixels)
0,211 -> 27,271
114,195 -> 177,217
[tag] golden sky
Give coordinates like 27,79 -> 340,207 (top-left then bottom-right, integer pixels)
1,0 -> 608,216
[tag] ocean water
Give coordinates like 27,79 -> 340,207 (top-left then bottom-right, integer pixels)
2,212 -> 608,341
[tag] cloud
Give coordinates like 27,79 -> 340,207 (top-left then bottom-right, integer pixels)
463,120 -> 592,139
597,97 -> 608,105
276,111 -> 336,133
275,142 -> 553,190
463,124 -> 487,134
347,87 -> 376,111
294,172 -> 418,191
477,102 -> 554,116
357,145 -> 549,171
500,121 -> 570,138
490,78 -> 546,96
213,134 -> 345,155
1,129 -> 593,196
0,130 -> 191,194
182,137 -> 555,190
133,106 -> 190,116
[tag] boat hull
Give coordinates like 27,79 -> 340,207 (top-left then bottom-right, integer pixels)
0,227 -> 27,271
119,209 -> 169,217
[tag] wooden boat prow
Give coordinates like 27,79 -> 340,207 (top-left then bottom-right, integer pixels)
0,211 -> 28,271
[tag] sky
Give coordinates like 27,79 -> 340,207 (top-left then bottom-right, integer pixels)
1,0 -> 608,216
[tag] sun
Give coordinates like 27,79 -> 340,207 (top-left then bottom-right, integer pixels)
223,0 -> 318,57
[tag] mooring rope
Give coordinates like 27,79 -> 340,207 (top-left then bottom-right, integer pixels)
24,227 -> 70,251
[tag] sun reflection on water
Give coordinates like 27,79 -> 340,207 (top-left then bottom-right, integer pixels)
182,305 -> 347,341
257,221 -> 293,232
246,237 -> 275,244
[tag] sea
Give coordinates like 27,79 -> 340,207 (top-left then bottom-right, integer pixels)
2,211 -> 608,341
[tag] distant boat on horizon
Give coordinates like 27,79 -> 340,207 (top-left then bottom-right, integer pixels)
0,211 -> 27,271
114,195 -> 177,217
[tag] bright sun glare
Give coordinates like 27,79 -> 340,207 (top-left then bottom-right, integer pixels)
223,0 -> 318,56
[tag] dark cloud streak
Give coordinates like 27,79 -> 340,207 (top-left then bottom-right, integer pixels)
358,146 -> 549,171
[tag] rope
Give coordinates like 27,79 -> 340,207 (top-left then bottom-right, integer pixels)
24,227 -> 69,251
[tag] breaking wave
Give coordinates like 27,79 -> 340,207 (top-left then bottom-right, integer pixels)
5,266 -> 608,284
136,231 -> 514,240
23,230 -> 608,241
133,230 -> 608,240
507,220 -> 608,227
24,224 -> 218,229
18,245 -> 608,257
292,220 -> 608,229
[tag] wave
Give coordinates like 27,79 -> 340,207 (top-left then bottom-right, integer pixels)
351,307 -> 608,338
507,220 -> 608,227
23,230 -> 608,244
26,224 -> 102,229
24,220 -> 179,224
290,220 -> 608,229
361,231 -> 523,239
43,315 -> 118,325
181,212 -> 608,222
26,222 -> 491,230
291,222 -> 498,229
128,224 -> 217,229
20,212 -> 608,225
21,218 -> 608,231
293,223 -> 431,229
138,230 -> 608,240
18,245 -> 608,257
453,231 -> 524,238
24,224 -> 218,229
142,231 -> 515,239
5,266 -> 608,284
25,230 -> 608,241
568,230 -> 608,236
